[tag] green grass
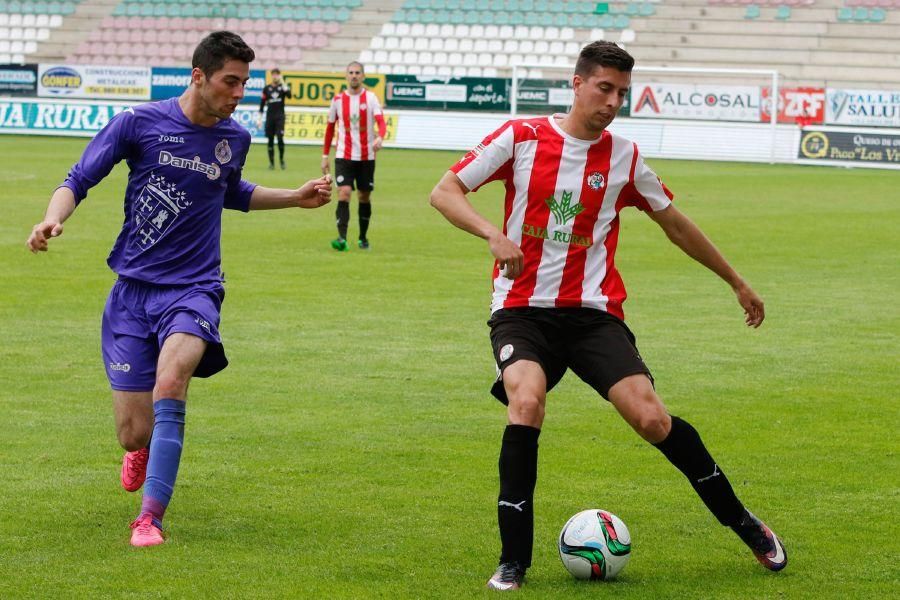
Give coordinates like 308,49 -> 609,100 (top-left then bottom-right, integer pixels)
1,135 -> 898,598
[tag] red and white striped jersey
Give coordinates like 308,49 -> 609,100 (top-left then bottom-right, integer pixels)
326,88 -> 384,161
450,115 -> 673,320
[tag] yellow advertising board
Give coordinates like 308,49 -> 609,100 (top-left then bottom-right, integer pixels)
274,71 -> 386,108
282,110 -> 398,144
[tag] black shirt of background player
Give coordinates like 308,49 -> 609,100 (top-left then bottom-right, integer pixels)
260,82 -> 292,135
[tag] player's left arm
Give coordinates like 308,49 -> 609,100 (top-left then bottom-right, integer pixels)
372,94 -> 386,151
647,205 -> 765,328
247,176 -> 333,210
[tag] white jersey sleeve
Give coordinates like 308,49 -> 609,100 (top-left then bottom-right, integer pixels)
450,121 -> 515,192
628,147 -> 674,212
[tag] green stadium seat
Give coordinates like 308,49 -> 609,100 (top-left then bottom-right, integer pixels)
836,7 -> 852,21
639,2 -> 655,16
744,4 -> 760,18
853,7 -> 867,20
510,12 -> 524,24
613,14 -> 629,28
595,2 -> 609,14
869,7 -> 886,21
775,5 -> 790,19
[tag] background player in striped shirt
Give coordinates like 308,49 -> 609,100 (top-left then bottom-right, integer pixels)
321,62 -> 387,251
26,31 -> 332,547
431,41 -> 787,590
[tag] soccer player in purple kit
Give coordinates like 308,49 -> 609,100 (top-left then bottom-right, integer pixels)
26,31 -> 332,547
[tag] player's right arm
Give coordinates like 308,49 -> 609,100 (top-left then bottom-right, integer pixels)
27,107 -> 135,253
430,171 -> 523,278
321,97 -> 338,174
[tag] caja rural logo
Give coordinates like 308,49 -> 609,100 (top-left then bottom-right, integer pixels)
41,67 -> 82,95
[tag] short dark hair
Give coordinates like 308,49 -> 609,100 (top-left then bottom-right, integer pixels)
347,61 -> 364,72
575,41 -> 634,77
271,67 -> 281,75
192,31 -> 255,78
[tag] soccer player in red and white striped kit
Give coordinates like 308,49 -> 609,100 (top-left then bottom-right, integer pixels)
431,41 -> 787,590
321,61 -> 387,251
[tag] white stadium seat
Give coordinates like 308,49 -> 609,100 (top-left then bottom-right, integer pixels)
439,24 -> 453,37
24,40 -> 36,54
395,23 -> 410,36
467,66 -> 482,76
381,22 -> 396,36
0,27 -> 8,39
425,24 -> 439,37
0,53 -> 10,63
504,39 -> 518,53
493,53 -> 508,67
370,36 -> 384,49
477,53 -> 492,67
422,65 -> 437,76
23,27 -> 38,41
37,28 -> 49,41
384,37 -> 399,49
9,27 -> 23,40
590,28 -> 606,41
0,14 -> 8,26
409,24 -> 425,37
620,29 -> 636,43
22,14 -> 35,27
444,38 -> 458,52
373,50 -> 388,63
10,40 -> 23,53
0,40 -> 9,52
418,51 -> 432,64
549,41 -> 564,54
448,52 -> 463,65
434,51 -> 448,64
474,39 -> 488,52
452,66 -> 466,77
408,65 -> 422,75
469,25 -> 484,39
437,65 -> 451,76
499,26 -> 514,39
360,49 -> 374,63
459,38 -> 473,52
463,53 -> 477,66
529,26 -> 543,39
544,27 -> 560,40
484,25 -> 499,39
428,38 -> 443,51
561,27 -> 574,40
484,67 -> 498,77
515,26 -> 529,39
35,14 -> 49,27
565,42 -> 579,55
414,37 -> 428,51
376,63 -> 391,74
49,15 -> 62,27
393,65 -> 407,74
400,37 -> 414,50
535,40 -> 549,54
9,14 -> 22,26
488,39 -> 502,52
520,40 -> 534,54
454,25 -> 470,38
388,50 -> 403,64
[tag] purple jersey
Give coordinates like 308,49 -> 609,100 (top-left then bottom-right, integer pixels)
61,97 -> 257,284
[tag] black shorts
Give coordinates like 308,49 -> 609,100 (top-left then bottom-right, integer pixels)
265,114 -> 285,138
334,158 -> 375,192
488,307 -> 653,404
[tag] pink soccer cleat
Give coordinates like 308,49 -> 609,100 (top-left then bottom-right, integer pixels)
121,448 -> 149,492
731,510 -> 787,571
130,514 -> 164,547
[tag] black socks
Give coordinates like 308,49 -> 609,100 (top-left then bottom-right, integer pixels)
654,416 -> 745,526
498,424 -> 540,568
335,201 -> 350,240
358,202 -> 371,241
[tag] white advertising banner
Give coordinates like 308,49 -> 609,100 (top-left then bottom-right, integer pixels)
630,83 -> 761,122
826,88 -> 900,128
38,64 -> 151,100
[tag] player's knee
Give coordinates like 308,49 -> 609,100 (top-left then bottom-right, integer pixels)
153,371 -> 190,399
506,387 -> 545,426
634,406 -> 671,444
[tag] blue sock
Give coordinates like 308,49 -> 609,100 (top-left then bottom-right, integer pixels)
140,398 -> 186,527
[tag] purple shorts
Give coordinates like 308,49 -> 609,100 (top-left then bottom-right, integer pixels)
101,277 -> 228,391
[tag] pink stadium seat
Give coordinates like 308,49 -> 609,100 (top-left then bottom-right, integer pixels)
243,31 -> 257,45
141,30 -> 157,44
326,22 -> 340,35
252,19 -> 267,33
287,47 -> 302,62
314,34 -> 327,48
256,32 -> 271,46
101,16 -> 115,29
114,29 -> 129,43
272,47 -> 288,61
169,18 -> 185,31
284,33 -> 299,46
310,21 -> 326,34
271,32 -> 285,46
293,20 -> 310,34
299,34 -> 314,48
158,29 -> 173,44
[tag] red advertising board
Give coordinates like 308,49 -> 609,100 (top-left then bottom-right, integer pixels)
761,87 -> 825,124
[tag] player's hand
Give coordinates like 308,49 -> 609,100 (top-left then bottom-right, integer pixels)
488,231 -> 524,279
320,156 -> 330,175
296,175 -> 332,208
27,221 -> 63,253
735,282 -> 765,328
373,136 -> 383,152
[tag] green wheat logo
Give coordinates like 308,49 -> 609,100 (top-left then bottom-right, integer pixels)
546,191 -> 584,225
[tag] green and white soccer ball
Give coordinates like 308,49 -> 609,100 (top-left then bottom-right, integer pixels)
558,509 -> 632,580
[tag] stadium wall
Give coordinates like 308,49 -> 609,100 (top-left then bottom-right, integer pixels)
1,97 -> 898,169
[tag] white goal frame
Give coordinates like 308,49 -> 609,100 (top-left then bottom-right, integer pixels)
511,64 -> 780,163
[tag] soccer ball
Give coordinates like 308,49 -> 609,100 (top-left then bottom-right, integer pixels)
558,509 -> 632,580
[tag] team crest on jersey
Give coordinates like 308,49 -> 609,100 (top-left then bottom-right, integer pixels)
133,172 -> 193,250
215,139 -> 232,164
587,171 -> 605,190
360,103 -> 367,110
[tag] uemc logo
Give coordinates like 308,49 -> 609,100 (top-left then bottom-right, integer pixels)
41,67 -> 82,95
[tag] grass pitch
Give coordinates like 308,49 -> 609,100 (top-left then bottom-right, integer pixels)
1,134 -> 897,598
